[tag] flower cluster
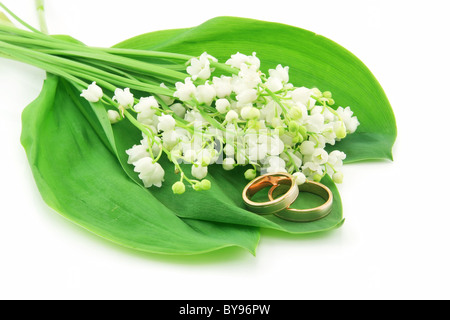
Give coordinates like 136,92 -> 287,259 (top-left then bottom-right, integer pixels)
81,52 -> 359,193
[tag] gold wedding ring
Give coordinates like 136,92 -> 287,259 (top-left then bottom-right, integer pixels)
268,180 -> 333,222
242,172 -> 299,214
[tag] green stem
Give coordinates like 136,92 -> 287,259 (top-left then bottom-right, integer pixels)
0,2 -> 41,33
35,49 -> 189,82
0,31 -> 189,83
0,46 -> 87,86
98,47 -> 192,61
264,87 -> 289,119
35,0 -> 48,34
0,40 -> 174,95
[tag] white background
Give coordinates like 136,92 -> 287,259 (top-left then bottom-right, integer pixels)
1,0 -> 449,300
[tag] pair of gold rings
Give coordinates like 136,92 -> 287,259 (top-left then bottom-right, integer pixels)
242,172 -> 333,222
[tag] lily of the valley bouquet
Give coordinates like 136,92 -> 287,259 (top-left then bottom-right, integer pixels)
0,1 -> 396,255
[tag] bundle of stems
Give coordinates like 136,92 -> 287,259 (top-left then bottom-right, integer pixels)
0,2 -> 235,103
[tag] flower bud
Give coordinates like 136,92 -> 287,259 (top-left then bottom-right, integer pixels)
194,179 -> 211,191
193,182 -> 202,191
107,110 -> 121,124
215,98 -> 230,114
311,88 -> 322,98
288,106 -> 303,120
222,158 -> 235,171
244,168 -> 257,180
299,141 -> 315,156
335,122 -> 347,139
271,117 -> 283,128
332,172 -> 344,184
322,91 -> 332,99
298,125 -> 307,140
172,181 -> 186,194
201,155 -> 211,166
241,106 -> 260,120
293,172 -> 306,185
275,126 -> 285,136
293,132 -> 304,144
199,179 -> 211,191
225,110 -> 239,122
288,120 -> 300,133
291,135 -> 301,144
313,174 -> 322,182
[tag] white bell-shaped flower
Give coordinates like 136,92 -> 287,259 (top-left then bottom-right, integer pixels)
134,96 -> 159,112
260,100 -> 282,125
238,64 -> 262,89
113,88 -> 134,108
133,157 -> 165,188
157,114 -> 176,132
222,158 -> 235,171
107,110 -> 121,124
328,150 -> 346,168
174,77 -> 196,101
312,148 -> 329,164
265,76 -> 283,92
187,53 -> 217,80
240,106 -> 260,120
267,136 -> 285,156
225,52 -> 250,69
247,52 -> 261,70
225,110 -> 239,122
80,81 -> 103,102
212,76 -> 233,98
224,144 -> 235,156
269,65 -> 290,83
247,140 -> 267,162
226,52 -> 260,69
337,106 -> 360,134
141,135 -> 162,158
191,162 -> 208,180
126,144 -> 150,165
301,162 -> 323,180
299,140 -> 316,156
236,89 -> 258,105
306,113 -> 325,132
290,87 -> 312,106
293,172 -> 306,185
215,99 -> 230,114
183,149 -> 197,163
135,96 -> 159,125
195,84 -> 216,105
159,83 -> 175,105
170,103 -> 186,118
187,58 -> 210,81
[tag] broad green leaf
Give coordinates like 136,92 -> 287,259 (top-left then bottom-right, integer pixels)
115,16 -> 397,162
21,74 -> 260,255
